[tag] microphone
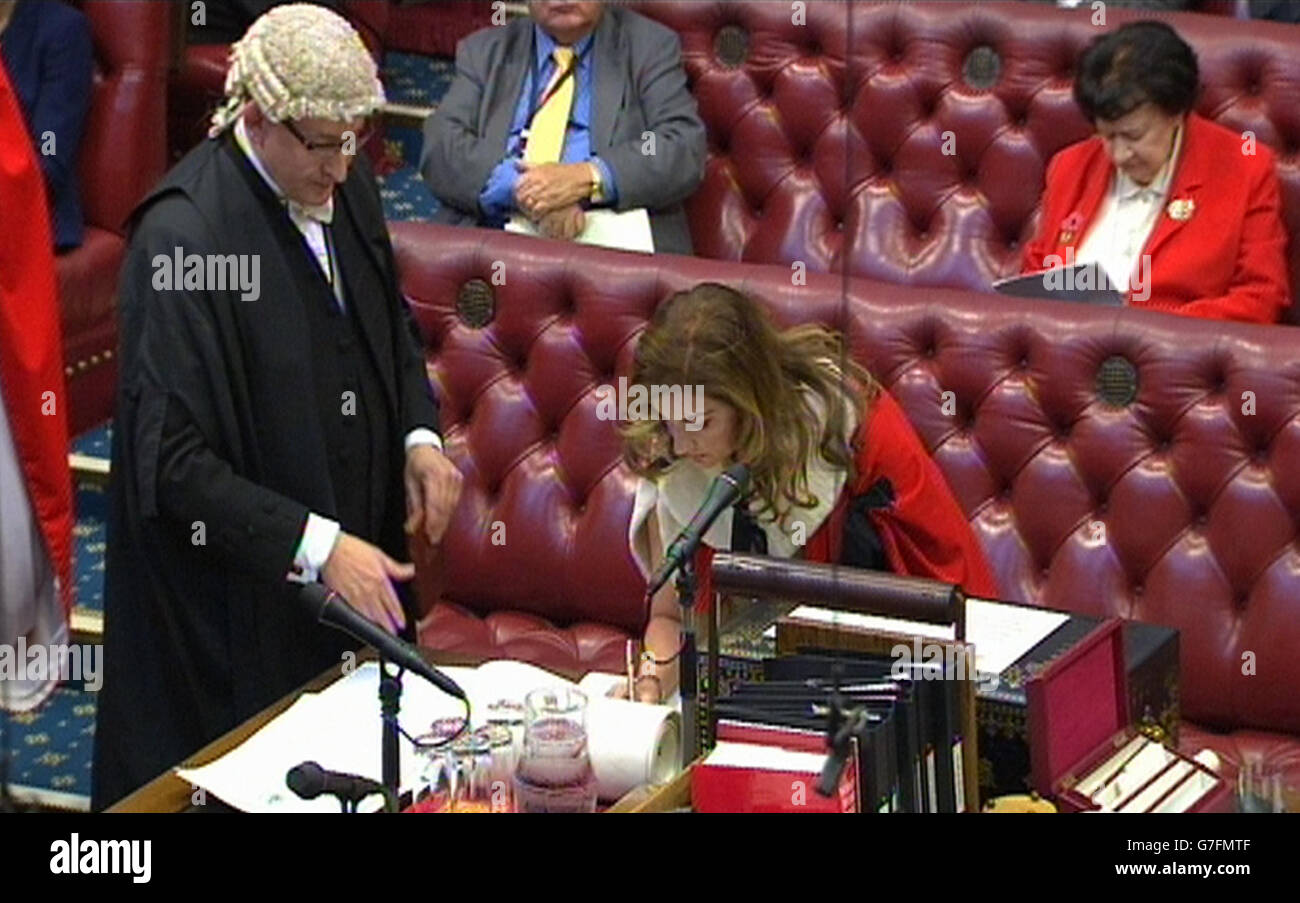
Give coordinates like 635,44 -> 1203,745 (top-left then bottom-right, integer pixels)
298,582 -> 468,701
286,760 -> 388,808
646,462 -> 750,599
817,673 -> 866,798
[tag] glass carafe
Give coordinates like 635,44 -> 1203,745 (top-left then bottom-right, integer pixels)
512,687 -> 597,813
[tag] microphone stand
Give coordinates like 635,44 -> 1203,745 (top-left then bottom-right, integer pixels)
379,657 -> 402,811
676,558 -> 700,768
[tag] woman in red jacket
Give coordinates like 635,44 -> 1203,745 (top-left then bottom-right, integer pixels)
1022,21 -> 1290,323
620,283 -> 999,703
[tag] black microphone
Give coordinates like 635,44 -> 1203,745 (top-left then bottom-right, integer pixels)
646,462 -> 750,599
817,680 -> 866,798
286,761 -> 387,806
298,582 -> 468,701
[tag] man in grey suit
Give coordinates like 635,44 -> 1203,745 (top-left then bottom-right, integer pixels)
420,1 -> 706,255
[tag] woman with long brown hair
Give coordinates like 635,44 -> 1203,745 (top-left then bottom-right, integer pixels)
622,283 -> 999,703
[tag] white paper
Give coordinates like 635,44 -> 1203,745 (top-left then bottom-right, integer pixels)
783,598 -> 1070,677
178,659 -> 679,811
506,207 -> 654,253
177,663 -> 458,813
703,741 -> 825,773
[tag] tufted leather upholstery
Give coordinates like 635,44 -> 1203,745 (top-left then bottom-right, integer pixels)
629,1 -> 1300,323
169,43 -> 230,163
393,220 -> 1300,777
58,1 -> 170,435
378,0 -> 493,58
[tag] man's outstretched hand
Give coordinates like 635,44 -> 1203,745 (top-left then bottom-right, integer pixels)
320,532 -> 413,634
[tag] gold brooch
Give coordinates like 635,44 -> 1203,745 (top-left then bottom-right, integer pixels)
1166,198 -> 1195,222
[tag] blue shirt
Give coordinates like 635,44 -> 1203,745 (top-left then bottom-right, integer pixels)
477,25 -> 618,223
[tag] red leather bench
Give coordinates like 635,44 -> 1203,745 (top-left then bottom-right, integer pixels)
630,0 -> 1300,323
392,219 -> 1300,791
60,1 -> 169,435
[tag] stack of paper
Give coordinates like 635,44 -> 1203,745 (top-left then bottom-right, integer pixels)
177,659 -> 679,812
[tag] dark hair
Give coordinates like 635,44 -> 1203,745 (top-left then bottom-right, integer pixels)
1074,22 -> 1199,122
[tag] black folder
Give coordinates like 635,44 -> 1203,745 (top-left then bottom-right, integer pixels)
762,651 -> 965,813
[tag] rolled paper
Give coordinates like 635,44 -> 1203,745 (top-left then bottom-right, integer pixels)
585,689 -> 681,801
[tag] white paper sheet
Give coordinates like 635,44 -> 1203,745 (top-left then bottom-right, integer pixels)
506,207 -> 654,253
177,659 -> 679,811
779,598 -> 1071,677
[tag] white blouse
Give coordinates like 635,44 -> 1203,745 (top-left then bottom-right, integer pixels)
627,390 -> 856,578
1075,124 -> 1184,293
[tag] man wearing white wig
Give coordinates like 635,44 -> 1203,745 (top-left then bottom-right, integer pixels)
92,4 -> 462,809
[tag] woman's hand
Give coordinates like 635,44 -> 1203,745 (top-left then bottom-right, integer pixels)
606,676 -> 663,704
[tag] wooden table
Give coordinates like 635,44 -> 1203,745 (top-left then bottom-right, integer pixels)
106,647 -> 587,813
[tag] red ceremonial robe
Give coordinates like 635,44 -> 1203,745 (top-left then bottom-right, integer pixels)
689,391 -> 1000,608
1021,113 -> 1290,324
0,63 -> 73,614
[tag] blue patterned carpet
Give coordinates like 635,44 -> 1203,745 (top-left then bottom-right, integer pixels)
2,427 -> 111,810
376,52 -> 449,223
73,478 -> 107,619
1,685 -> 97,810
379,135 -> 442,222
383,51 -> 454,109
1,53 -> 457,812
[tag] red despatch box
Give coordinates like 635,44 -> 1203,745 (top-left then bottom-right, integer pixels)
692,723 -> 859,813
1026,619 -> 1231,813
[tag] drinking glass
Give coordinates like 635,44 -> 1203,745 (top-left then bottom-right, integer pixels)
513,687 -> 597,813
482,724 -> 516,812
443,730 -> 493,813
1237,760 -> 1296,813
413,717 -> 466,810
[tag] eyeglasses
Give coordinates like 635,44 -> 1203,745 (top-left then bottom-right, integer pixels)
282,119 -> 375,159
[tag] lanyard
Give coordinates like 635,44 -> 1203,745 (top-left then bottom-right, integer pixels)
525,32 -> 592,128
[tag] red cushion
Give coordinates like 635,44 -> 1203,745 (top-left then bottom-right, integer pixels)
62,1 -> 169,431
56,227 -> 123,436
417,599 -> 635,676
56,227 -> 121,339
1180,722 -> 1300,804
75,1 -> 169,234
